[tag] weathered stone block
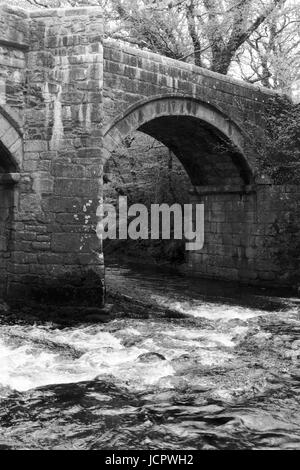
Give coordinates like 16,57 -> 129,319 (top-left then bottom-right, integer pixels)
19,194 -> 42,213
54,178 -> 99,197
51,233 -> 82,253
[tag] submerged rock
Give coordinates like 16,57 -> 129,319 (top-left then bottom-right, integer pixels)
137,352 -> 166,363
156,375 -> 188,389
94,374 -> 119,383
122,336 -> 144,347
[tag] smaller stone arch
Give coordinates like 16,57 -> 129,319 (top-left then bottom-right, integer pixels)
0,107 -> 22,297
0,105 -> 23,172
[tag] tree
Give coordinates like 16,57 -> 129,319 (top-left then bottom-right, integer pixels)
109,0 -> 291,75
252,95 -> 300,183
234,0 -> 300,93
8,0 -> 300,92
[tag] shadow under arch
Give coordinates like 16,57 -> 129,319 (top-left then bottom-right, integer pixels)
103,95 -> 255,186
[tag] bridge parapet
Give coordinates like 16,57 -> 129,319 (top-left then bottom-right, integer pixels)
103,40 -> 278,132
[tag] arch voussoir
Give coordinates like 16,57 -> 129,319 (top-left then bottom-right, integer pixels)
103,95 -> 254,182
0,112 -> 23,171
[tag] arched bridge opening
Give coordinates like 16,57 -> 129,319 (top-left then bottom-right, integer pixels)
102,97 -> 257,281
0,111 -> 22,296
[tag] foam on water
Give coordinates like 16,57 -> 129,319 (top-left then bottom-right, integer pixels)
0,317 -> 243,393
1,264 -> 299,449
156,298 -> 274,320
0,324 -> 178,392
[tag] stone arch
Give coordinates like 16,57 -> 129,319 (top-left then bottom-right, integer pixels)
0,107 -> 22,296
101,95 -> 260,283
103,95 -> 255,186
0,105 -> 23,172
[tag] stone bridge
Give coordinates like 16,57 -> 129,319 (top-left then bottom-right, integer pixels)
0,5 -> 298,302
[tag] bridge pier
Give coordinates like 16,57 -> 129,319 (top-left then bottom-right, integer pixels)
185,185 -> 263,282
1,6 -> 106,304
182,182 -> 300,286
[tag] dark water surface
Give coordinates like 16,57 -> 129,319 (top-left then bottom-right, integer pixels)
0,261 -> 299,450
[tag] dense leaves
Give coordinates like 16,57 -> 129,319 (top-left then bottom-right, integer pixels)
255,96 -> 300,183
4,0 -> 299,94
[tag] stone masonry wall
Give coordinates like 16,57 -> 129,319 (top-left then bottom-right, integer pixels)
5,7 -> 105,302
185,185 -> 300,287
186,188 -> 264,283
0,183 -> 14,296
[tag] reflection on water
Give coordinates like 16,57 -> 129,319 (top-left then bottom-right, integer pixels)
0,261 -> 299,450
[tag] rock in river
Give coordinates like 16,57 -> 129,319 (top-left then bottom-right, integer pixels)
137,352 -> 166,363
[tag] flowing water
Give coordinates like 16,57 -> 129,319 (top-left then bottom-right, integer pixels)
0,261 -> 299,450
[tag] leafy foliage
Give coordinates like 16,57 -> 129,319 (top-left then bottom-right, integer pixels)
254,95 -> 300,183
5,0 -> 299,92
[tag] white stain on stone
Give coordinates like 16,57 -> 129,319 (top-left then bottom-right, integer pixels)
78,103 -> 92,130
43,82 -> 51,129
0,78 -> 5,105
83,201 -> 92,213
85,103 -> 92,129
60,56 -> 70,84
50,84 -> 64,151
79,104 -> 84,123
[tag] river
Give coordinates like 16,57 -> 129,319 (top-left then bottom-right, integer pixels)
0,261 -> 299,450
